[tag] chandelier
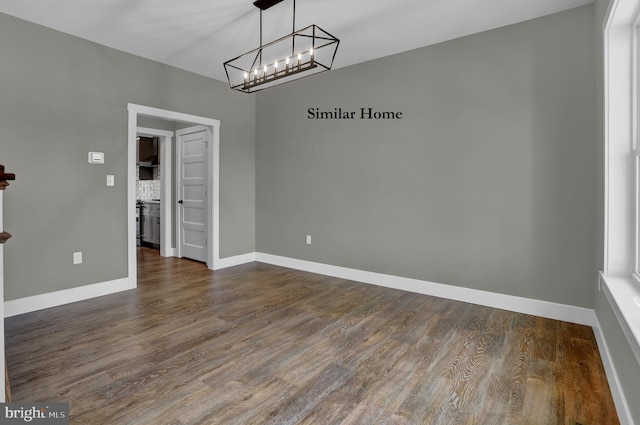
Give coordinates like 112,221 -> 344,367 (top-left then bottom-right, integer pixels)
224,0 -> 340,93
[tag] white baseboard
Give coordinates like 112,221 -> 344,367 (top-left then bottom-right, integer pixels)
214,252 -> 257,270
255,253 -> 596,326
4,277 -> 134,318
593,318 -> 635,425
4,253 -> 596,327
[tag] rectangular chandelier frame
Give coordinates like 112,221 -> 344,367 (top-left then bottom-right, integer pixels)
223,0 -> 339,94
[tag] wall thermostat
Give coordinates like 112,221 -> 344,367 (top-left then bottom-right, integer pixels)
88,152 -> 104,164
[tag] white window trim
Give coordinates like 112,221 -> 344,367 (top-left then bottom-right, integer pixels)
603,0 -> 640,366
635,12 -> 640,280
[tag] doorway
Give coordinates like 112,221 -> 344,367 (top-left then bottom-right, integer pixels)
136,127 -> 173,257
127,104 -> 221,288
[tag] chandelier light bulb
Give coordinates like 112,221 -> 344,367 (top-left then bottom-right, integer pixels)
309,48 -> 313,56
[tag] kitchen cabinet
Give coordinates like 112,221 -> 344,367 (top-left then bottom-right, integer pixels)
141,203 -> 160,247
137,136 -> 159,181
137,137 -> 156,163
150,205 -> 160,245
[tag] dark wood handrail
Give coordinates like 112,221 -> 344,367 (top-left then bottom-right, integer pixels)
0,164 -> 15,191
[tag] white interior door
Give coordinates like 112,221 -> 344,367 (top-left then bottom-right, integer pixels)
176,126 -> 210,262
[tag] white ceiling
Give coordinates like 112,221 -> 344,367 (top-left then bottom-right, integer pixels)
0,0 -> 593,83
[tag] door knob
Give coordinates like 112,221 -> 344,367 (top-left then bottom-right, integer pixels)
178,200 -> 183,204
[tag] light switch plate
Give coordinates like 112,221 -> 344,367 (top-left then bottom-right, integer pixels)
106,175 -> 115,186
73,252 -> 82,264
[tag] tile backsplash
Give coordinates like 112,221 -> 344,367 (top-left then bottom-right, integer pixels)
137,179 -> 160,200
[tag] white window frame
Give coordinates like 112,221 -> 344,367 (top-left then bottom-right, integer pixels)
602,0 -> 640,369
635,18 -> 640,282
635,148 -> 640,281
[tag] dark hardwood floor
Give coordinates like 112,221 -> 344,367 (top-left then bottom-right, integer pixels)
5,247 -> 619,424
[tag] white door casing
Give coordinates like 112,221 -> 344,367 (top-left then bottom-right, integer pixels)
176,126 -> 210,262
127,103 -> 221,288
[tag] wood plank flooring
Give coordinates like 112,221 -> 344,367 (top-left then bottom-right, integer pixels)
5,247 -> 619,424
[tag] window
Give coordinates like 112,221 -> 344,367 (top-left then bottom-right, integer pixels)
604,0 -> 639,278
602,0 -> 640,367
635,22 -> 640,281
635,149 -> 640,280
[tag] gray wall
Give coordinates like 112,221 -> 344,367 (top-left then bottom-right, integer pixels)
0,12 -> 255,300
256,5 -> 596,308
594,0 -> 640,423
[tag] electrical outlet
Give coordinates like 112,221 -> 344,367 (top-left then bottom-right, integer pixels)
73,252 -> 83,265
306,235 -> 311,245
